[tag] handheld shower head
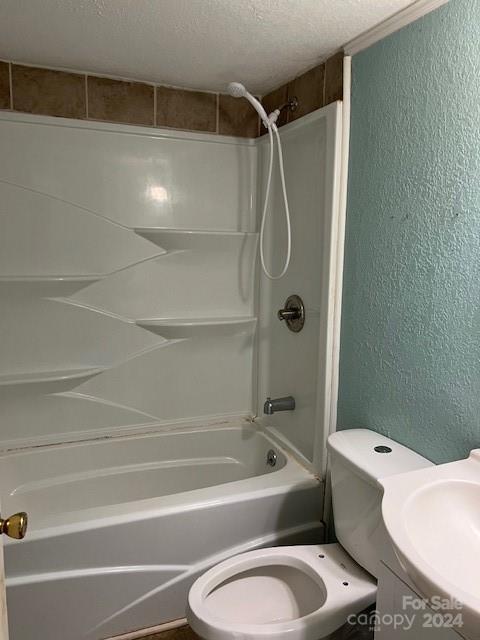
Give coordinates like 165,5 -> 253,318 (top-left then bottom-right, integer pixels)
226,81 -> 270,127
226,82 -> 293,280
227,82 -> 246,98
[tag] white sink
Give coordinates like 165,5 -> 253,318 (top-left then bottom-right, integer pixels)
381,449 -> 480,640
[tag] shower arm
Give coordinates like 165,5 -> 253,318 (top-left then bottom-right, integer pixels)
276,96 -> 299,114
264,96 -> 298,126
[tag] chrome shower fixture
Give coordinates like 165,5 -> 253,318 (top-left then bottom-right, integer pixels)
268,96 -> 299,125
277,294 -> 305,332
282,96 -> 299,113
263,396 -> 296,415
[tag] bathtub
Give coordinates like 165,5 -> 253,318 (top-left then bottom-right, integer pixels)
0,422 -> 323,640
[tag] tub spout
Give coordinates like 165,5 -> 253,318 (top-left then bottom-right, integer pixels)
263,396 -> 295,415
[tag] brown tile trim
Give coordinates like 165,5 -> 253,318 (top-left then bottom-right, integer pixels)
87,75 -> 154,126
218,93 -> 259,138
156,86 -> 217,133
0,61 -> 255,137
0,61 -> 11,110
287,62 -> 325,122
11,64 -> 86,119
325,51 -> 344,103
261,51 -> 344,132
0,52 -> 343,138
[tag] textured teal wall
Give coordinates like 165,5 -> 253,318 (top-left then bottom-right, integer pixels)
338,0 -> 480,464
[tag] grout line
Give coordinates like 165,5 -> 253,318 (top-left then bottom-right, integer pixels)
323,63 -> 326,107
153,85 -> 157,127
8,62 -> 13,110
215,92 -> 219,134
84,75 -> 89,119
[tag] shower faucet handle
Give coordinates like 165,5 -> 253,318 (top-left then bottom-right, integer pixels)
277,308 -> 301,321
277,294 -> 305,332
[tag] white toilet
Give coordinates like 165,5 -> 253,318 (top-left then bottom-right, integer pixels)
187,429 -> 432,640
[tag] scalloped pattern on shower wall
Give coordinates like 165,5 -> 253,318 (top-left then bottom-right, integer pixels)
338,0 -> 480,464
0,112 -> 258,448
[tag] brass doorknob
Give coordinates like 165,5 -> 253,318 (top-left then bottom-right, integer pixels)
0,512 -> 28,539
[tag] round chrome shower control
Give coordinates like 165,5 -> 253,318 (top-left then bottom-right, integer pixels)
277,294 -> 305,332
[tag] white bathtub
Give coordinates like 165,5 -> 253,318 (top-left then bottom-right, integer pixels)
1,422 -> 323,640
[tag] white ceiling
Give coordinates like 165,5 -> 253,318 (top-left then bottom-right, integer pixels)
0,0 -> 416,95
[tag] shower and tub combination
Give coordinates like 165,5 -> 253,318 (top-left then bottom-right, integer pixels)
0,86 -> 344,638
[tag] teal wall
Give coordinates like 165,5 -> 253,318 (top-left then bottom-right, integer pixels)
338,0 -> 480,464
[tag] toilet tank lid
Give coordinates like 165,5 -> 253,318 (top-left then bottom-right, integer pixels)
327,429 -> 433,485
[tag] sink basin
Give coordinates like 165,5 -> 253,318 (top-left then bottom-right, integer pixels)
381,449 -> 480,640
405,480 -> 480,596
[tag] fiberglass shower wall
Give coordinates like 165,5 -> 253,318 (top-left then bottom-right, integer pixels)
256,103 -> 343,475
0,113 -> 257,448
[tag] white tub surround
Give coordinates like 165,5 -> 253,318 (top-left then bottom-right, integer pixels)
2,424 -> 323,640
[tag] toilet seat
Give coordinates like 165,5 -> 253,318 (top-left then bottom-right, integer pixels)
187,543 -> 376,640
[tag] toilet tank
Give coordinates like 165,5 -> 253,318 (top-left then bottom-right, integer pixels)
327,429 -> 432,578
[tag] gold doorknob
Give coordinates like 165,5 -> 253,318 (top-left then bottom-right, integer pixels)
0,512 -> 28,539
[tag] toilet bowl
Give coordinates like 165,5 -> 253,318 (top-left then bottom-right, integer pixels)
187,429 -> 432,640
188,543 -> 376,640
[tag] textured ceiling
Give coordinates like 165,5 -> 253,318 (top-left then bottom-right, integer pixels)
0,0 -> 415,94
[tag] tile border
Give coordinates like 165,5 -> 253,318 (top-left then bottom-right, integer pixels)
0,54 -> 344,138
261,51 -> 343,130
11,63 -> 86,120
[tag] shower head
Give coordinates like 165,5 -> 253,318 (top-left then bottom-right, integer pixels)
226,81 -> 270,127
227,82 -> 292,279
227,82 -> 247,98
